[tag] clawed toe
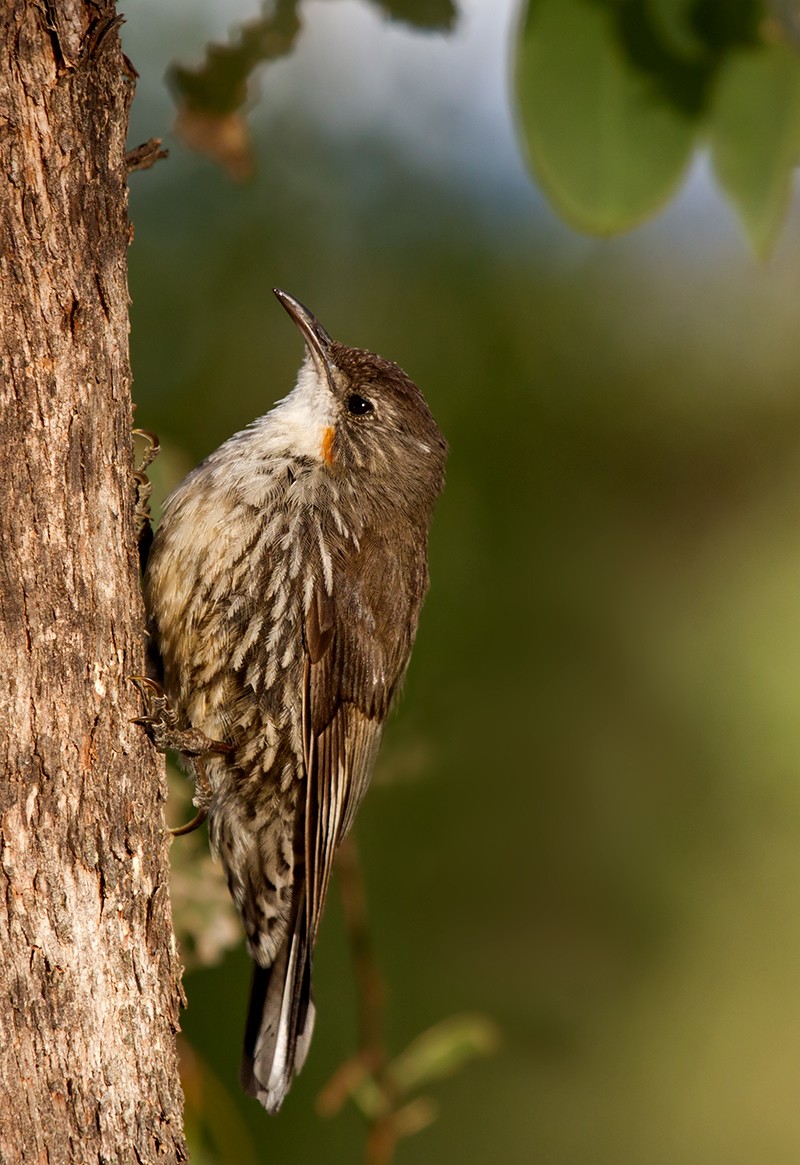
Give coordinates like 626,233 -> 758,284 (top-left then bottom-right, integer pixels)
129,675 -> 230,757
129,675 -> 232,837
128,674 -> 179,743
132,428 -> 160,474
169,805 -> 209,837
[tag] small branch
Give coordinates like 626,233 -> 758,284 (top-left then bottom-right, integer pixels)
318,835 -> 400,1165
320,839 -> 498,1165
336,835 -> 388,1067
126,139 -> 169,173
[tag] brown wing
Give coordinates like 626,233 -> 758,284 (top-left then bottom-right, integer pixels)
301,530 -> 428,945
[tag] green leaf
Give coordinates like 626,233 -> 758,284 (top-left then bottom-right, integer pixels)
365,0 -> 458,32
514,0 -> 698,235
645,0 -> 706,62
710,42 -> 800,258
387,1013 -> 500,1095
168,0 -> 302,116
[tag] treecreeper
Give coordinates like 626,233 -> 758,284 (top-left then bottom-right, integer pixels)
141,289 -> 448,1112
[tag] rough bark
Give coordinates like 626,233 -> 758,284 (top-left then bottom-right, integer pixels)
0,2 -> 187,1161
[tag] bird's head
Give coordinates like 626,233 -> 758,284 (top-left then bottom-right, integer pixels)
273,289 -> 447,520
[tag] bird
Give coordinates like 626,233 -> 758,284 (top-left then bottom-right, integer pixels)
141,288 -> 447,1112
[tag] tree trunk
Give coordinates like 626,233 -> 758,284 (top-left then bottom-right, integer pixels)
0,2 -> 187,1161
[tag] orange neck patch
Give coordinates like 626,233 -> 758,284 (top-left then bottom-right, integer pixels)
321,426 -> 335,465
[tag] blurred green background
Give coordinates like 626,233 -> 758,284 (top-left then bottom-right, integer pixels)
124,1 -> 800,1161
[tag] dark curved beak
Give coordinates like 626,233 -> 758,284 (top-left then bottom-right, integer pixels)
273,288 -> 335,381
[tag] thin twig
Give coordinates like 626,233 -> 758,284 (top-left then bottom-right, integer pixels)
126,139 -> 169,172
325,835 -> 400,1165
336,835 -> 388,1065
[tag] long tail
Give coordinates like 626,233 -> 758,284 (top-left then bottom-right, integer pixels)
240,905 -> 316,1113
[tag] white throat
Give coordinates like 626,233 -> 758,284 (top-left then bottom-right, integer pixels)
255,356 -> 336,461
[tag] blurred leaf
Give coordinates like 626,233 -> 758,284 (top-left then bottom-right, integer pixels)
515,0 -> 697,235
365,0 -> 458,31
387,1013 -> 501,1095
317,1056 -> 375,1118
168,0 -> 458,175
641,0 -> 760,67
168,0 -> 300,176
710,41 -> 800,258
391,1097 -> 439,1136
645,0 -> 706,61
174,108 -> 254,181
348,1070 -> 391,1121
691,0 -> 761,52
168,0 -> 301,116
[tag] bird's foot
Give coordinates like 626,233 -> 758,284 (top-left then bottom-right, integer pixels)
129,675 -> 232,835
133,427 -> 160,475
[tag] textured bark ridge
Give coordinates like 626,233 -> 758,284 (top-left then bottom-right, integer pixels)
0,3 -> 187,1162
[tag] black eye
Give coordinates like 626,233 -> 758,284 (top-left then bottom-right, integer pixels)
346,394 -> 374,416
